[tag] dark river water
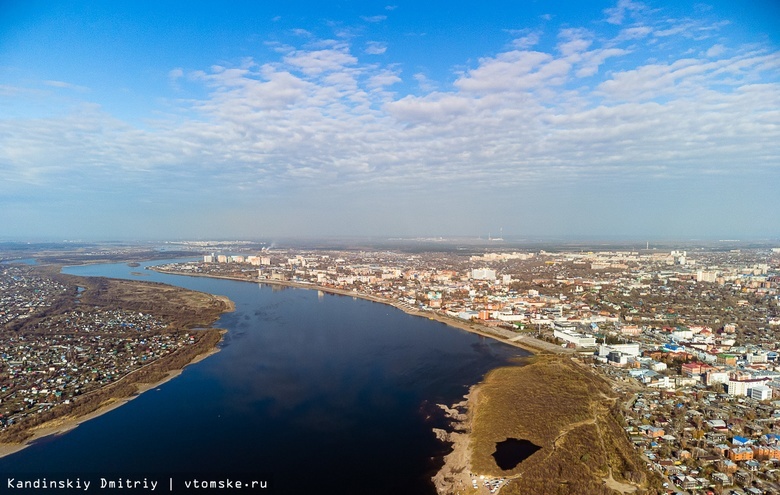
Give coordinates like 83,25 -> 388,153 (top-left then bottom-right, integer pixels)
0,260 -> 528,494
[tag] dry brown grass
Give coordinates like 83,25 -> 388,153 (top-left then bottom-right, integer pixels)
74,276 -> 233,328
470,356 -> 662,495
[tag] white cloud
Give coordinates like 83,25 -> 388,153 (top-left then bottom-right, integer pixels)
652,18 -> 728,41
283,48 -> 357,76
596,52 -> 780,101
706,44 -> 726,57
2,7 -> 778,234
575,48 -> 630,78
454,50 -> 569,93
512,32 -> 541,49
365,41 -> 387,55
603,0 -> 647,25
617,25 -> 652,40
413,73 -> 436,92
9,47 -> 778,197
654,23 -> 690,38
384,93 -> 475,123
557,28 -> 594,57
505,29 -> 542,50
367,69 -> 401,89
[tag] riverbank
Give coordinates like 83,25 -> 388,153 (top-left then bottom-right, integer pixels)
148,267 -> 568,356
431,386 -> 479,495
0,269 -> 235,457
0,339 -> 224,459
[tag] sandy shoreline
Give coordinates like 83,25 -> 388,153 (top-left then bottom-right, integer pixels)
0,343 -> 223,459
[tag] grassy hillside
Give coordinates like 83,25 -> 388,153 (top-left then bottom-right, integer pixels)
470,355 -> 663,495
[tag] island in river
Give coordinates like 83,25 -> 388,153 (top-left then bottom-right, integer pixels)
0,263 -> 233,456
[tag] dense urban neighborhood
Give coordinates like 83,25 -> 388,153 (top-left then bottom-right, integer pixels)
155,245 -> 780,494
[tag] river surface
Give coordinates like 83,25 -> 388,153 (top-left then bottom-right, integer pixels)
0,259 -> 528,494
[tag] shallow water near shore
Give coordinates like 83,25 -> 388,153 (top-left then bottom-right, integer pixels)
0,260 -> 528,494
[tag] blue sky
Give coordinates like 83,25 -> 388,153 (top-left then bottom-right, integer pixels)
1,0 -> 778,241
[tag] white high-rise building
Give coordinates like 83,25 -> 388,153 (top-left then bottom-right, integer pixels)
749,385 -> 772,401
471,268 -> 496,281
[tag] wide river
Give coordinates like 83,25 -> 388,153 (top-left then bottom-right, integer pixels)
0,259 -> 528,494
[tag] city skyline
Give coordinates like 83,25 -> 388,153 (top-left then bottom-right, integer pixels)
1,0 -> 779,241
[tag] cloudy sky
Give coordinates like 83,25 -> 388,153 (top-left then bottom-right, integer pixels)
1,0 -> 778,241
